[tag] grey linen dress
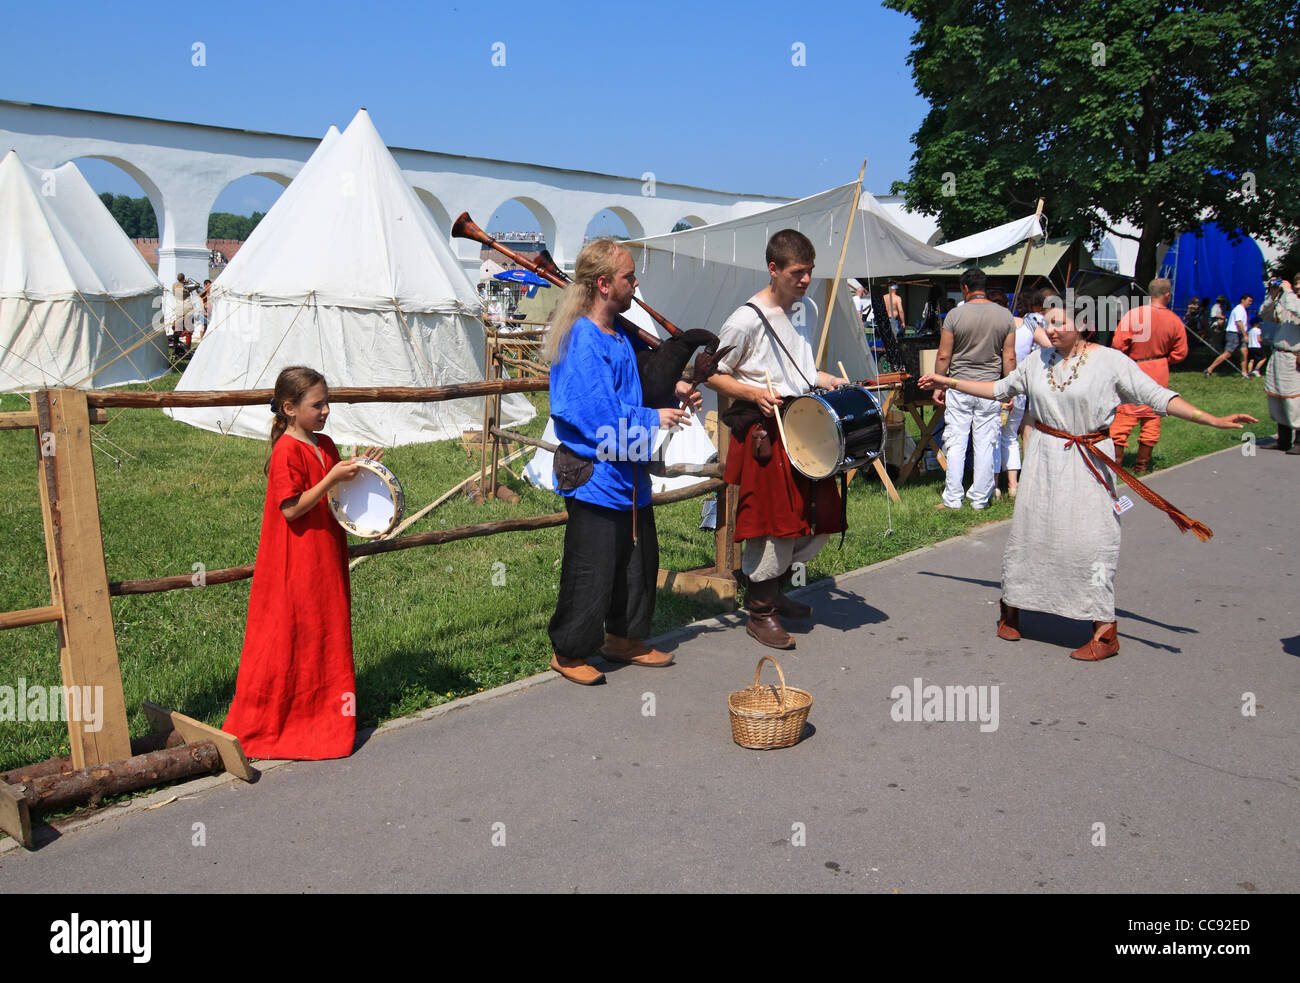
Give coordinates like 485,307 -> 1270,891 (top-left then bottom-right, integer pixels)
992,346 -> 1176,622
1260,290 -> 1300,428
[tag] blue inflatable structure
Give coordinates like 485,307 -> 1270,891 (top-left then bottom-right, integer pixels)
1159,223 -> 1265,317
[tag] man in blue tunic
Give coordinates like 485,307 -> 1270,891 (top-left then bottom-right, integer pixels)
543,239 -> 700,684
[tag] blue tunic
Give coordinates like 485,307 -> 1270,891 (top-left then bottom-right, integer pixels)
550,317 -> 661,509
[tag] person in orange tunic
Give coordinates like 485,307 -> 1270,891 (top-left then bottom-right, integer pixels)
223,366 -> 381,760
1108,278 -> 1189,474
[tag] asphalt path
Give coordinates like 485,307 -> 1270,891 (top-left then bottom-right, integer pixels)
3,445 -> 1297,893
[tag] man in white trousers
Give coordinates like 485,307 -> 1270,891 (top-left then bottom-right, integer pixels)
931,268 -> 1016,510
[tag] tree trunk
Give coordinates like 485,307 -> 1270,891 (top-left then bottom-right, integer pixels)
18,741 -> 221,813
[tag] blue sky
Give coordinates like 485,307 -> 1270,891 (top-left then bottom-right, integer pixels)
1,0 -> 928,236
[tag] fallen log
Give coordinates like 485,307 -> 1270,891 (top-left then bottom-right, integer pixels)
0,730 -> 184,786
18,740 -> 221,814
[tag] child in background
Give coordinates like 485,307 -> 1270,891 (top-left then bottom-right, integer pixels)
1246,322 -> 1265,378
223,365 -> 381,759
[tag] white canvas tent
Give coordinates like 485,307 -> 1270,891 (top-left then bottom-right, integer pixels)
171,110 -> 534,445
0,151 -> 167,392
523,181 -> 1042,494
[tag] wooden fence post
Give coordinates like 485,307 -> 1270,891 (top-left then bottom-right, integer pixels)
32,389 -> 132,768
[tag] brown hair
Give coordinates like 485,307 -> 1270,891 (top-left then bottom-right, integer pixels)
541,239 -> 630,364
265,365 -> 326,474
765,229 -> 816,269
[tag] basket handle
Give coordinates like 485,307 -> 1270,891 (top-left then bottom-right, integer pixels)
752,655 -> 789,712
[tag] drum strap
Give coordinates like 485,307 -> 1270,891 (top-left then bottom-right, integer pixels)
746,303 -> 814,393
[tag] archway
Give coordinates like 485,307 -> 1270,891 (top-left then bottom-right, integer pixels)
670,214 -> 708,233
585,207 -> 644,243
413,187 -> 453,239
483,196 -> 557,252
71,155 -> 166,264
205,172 -> 288,272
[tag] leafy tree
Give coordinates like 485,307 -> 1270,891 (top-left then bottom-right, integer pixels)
883,0 -> 1300,284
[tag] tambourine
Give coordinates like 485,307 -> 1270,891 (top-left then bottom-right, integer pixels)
327,458 -> 405,539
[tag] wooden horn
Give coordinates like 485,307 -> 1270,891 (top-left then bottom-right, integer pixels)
537,247 -> 684,340
453,212 -> 683,340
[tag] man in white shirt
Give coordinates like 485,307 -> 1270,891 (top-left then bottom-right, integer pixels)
1206,294 -> 1253,377
708,229 -> 847,650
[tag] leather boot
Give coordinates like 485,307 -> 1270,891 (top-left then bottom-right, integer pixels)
1070,622 -> 1119,661
996,599 -> 1020,641
1277,425 -> 1293,452
1133,443 -> 1154,475
776,567 -> 813,620
746,578 -> 795,649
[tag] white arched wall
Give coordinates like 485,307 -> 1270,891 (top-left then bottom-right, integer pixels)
77,154 -> 167,245
203,169 -> 292,221
412,186 -> 453,240
602,205 -> 645,240
672,214 -> 708,231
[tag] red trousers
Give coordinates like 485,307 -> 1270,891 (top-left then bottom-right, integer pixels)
1110,406 -> 1162,447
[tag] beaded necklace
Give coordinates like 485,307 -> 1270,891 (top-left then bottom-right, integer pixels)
1046,343 -> 1090,392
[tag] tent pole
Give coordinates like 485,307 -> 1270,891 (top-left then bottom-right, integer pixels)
1011,198 -> 1045,315
815,160 -> 867,371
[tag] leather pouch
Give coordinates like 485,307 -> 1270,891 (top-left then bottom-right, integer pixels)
553,444 -> 593,492
750,424 -> 772,463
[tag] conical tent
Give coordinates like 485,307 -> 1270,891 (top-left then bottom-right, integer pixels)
0,151 -> 167,392
170,110 -> 534,445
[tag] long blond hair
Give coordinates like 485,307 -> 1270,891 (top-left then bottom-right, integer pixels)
541,239 -> 630,364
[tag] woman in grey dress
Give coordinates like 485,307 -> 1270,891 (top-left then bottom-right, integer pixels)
920,307 -> 1256,662
1259,277 -> 1300,453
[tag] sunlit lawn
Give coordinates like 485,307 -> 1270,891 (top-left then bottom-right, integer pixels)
0,361 -> 1270,772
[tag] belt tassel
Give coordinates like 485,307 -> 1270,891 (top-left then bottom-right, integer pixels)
1032,421 -> 1213,542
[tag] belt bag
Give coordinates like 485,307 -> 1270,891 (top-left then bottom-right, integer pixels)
553,443 -> 593,492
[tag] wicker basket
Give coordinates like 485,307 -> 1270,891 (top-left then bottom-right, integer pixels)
728,655 -> 813,749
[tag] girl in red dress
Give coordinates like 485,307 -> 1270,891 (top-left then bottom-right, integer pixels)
223,366 -> 380,760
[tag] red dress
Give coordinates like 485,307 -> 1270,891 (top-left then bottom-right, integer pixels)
223,434 -> 356,760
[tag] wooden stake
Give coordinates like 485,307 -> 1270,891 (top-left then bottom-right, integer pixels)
141,702 -> 254,782
32,389 -> 131,769
815,160 -> 868,369
0,781 -> 32,850
1011,198 -> 1046,314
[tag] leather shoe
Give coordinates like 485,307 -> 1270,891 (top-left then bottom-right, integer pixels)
550,653 -> 606,685
1069,624 -> 1119,661
600,634 -> 673,667
996,599 -> 1020,641
746,578 -> 795,649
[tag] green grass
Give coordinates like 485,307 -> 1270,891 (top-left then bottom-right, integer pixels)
0,365 -> 1272,772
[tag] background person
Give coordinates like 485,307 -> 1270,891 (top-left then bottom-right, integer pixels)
1206,294 -> 1252,376
1259,276 -> 1300,454
1109,278 -> 1189,474
931,267 -> 1016,510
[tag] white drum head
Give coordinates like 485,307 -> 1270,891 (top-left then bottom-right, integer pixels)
783,397 -> 839,480
327,458 -> 404,539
